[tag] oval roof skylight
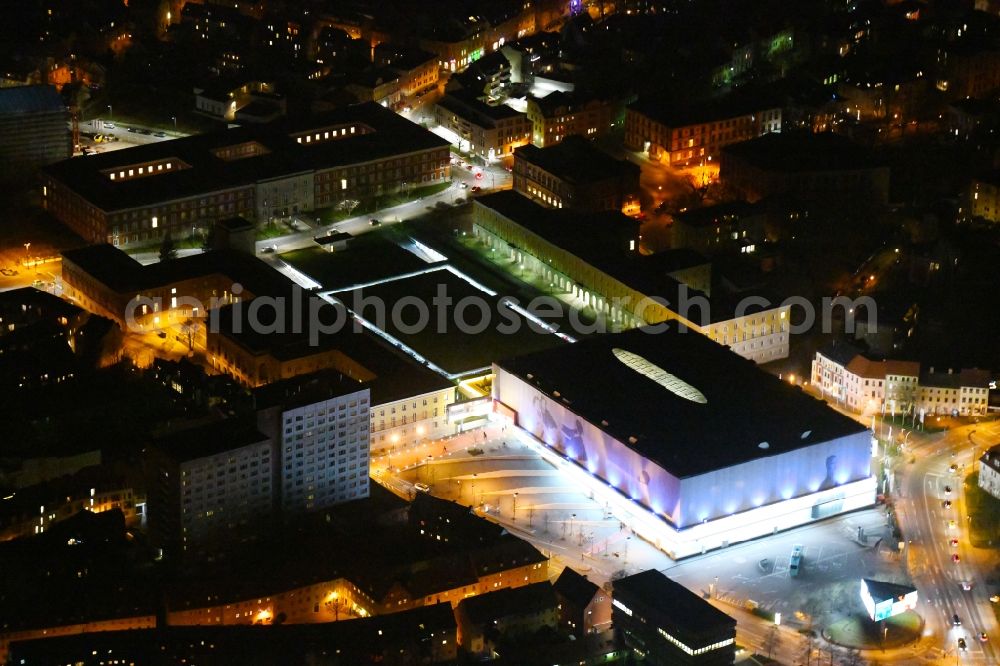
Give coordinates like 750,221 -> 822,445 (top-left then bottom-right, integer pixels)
612,348 -> 708,404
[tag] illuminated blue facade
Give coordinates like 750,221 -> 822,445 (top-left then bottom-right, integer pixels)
494,367 -> 873,531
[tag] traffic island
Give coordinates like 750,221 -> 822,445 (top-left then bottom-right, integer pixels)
822,609 -> 922,650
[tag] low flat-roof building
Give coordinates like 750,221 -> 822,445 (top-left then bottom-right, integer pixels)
493,326 -> 874,558
42,102 -> 450,247
613,569 -> 737,665
513,135 -> 640,213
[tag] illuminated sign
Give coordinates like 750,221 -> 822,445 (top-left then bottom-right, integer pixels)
860,578 -> 917,621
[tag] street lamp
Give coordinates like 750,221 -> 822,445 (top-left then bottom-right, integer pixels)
512,492 -> 518,521
107,104 -> 112,121
171,116 -> 177,129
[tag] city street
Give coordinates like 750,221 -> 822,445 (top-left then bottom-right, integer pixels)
894,418 -> 1000,664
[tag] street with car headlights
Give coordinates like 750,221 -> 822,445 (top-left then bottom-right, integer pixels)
894,419 -> 1000,663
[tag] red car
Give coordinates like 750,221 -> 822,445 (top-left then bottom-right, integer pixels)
950,538 -> 959,547
952,554 -> 961,563
470,186 -> 482,193
475,171 -> 483,179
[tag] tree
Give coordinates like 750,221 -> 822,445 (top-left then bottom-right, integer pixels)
159,231 -> 177,262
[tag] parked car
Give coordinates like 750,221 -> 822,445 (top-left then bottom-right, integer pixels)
958,637 -> 967,651
153,131 -> 167,138
369,218 -> 381,226
471,186 -> 482,193
260,244 -> 277,254
104,122 -> 115,129
414,482 -> 430,493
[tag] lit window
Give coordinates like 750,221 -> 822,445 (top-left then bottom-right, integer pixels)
341,178 -> 347,190
151,216 -> 158,229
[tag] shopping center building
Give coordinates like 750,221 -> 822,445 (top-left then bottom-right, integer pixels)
493,326 -> 876,559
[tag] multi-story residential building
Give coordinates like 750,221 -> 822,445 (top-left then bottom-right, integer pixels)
963,171 -> 1000,223
11,605 -> 458,666
375,45 -> 439,97
512,136 -> 640,213
525,91 -> 616,147
720,132 -> 890,207
671,201 -> 768,255
60,242 -> 287,327
978,444 -> 1000,500
0,464 -> 144,541
421,2 -> 536,74
0,85 -> 70,181
345,67 -> 403,109
613,570 -> 737,666
811,344 -> 989,416
917,368 -> 991,417
41,102 -> 450,246
254,372 -> 371,514
193,80 -> 284,123
450,51 -> 512,101
435,91 -> 532,161
936,41 -> 1000,101
164,495 -> 547,625
147,419 -> 275,555
812,343 -> 920,414
455,583 -> 559,657
625,95 -> 781,166
366,363 -> 456,452
473,191 -> 791,363
553,566 -> 612,637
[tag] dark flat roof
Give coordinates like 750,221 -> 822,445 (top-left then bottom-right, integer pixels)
721,132 -> 885,172
61,244 -> 293,297
437,91 -> 524,126
331,266 -> 566,376
495,326 -> 868,478
44,102 -> 448,212
252,369 -> 368,412
614,569 -> 735,631
152,418 -> 271,462
476,192 -> 776,323
514,136 -> 639,186
0,84 -> 65,115
629,90 -> 780,128
674,201 -> 764,228
862,578 -> 916,601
